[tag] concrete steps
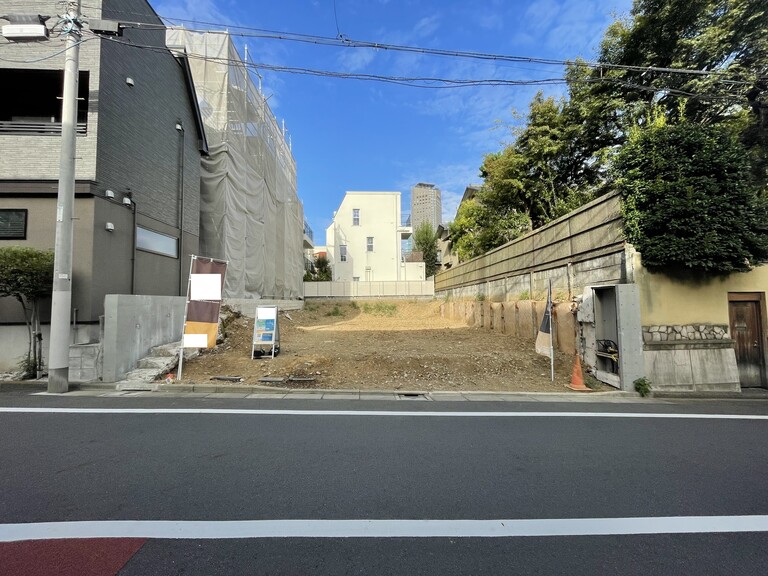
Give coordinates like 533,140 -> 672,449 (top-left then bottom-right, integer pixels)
115,342 -> 198,391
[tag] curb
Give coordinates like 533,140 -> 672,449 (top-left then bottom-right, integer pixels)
3,380 -> 768,401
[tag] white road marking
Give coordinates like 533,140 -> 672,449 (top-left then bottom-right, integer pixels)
2,516 -> 768,542
1,407 -> 768,419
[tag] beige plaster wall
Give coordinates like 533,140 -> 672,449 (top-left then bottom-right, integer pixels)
635,253 -> 768,326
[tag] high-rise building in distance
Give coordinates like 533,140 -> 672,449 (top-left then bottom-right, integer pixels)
410,182 -> 442,233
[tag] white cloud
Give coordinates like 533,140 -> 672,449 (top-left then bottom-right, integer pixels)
153,0 -> 232,26
337,47 -> 378,72
413,15 -> 441,38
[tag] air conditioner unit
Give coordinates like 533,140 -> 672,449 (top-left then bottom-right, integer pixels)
1,24 -> 49,39
105,190 -> 115,199
122,197 -> 132,206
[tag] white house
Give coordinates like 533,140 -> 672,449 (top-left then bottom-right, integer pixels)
326,192 -> 421,282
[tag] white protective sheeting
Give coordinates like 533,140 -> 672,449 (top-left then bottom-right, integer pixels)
167,29 -> 303,299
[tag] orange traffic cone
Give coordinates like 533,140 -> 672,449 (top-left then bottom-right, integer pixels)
567,354 -> 591,392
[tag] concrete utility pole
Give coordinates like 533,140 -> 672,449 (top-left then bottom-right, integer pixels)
48,0 -> 82,393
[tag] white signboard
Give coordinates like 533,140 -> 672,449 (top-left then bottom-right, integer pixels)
252,305 -> 280,358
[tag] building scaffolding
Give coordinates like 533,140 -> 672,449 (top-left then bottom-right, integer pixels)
167,29 -> 303,299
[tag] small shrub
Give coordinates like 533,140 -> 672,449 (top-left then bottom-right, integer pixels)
475,293 -> 486,301
325,304 -> 344,317
634,377 -> 652,397
518,290 -> 530,300
361,302 -> 397,316
350,301 -> 359,310
17,356 -> 37,380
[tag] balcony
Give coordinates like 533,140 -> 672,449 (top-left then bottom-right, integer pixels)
303,219 -> 314,249
399,212 -> 412,239
0,69 -> 90,137
0,121 -> 87,136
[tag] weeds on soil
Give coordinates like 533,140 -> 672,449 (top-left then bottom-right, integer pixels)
361,302 -> 397,316
325,304 -> 345,317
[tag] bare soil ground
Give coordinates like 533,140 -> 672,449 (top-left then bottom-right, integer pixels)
179,300 -> 600,393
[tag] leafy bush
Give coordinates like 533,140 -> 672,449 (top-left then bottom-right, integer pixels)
634,377 -> 652,398
0,246 -> 54,377
616,122 -> 768,277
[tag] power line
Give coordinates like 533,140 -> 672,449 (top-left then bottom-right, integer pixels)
74,3 -> 751,83
87,31 -> 744,103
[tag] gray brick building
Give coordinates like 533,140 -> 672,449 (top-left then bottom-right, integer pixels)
0,0 -> 207,334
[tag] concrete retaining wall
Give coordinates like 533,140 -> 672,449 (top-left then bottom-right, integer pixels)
440,300 -> 577,354
102,295 -> 187,383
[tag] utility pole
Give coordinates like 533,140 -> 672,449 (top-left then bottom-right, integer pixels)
48,0 -> 82,393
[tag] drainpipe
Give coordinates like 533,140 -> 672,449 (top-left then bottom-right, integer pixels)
176,121 -> 185,295
130,199 -> 137,294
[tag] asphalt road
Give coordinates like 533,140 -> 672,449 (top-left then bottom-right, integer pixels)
2,393 -> 768,574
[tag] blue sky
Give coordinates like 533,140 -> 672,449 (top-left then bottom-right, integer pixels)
153,0 -> 633,244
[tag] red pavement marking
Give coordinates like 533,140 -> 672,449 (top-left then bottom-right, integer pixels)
0,538 -> 146,576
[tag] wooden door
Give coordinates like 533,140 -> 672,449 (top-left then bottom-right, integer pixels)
728,297 -> 765,388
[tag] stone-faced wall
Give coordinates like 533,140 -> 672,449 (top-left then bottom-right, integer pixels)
642,323 -> 739,393
643,324 -> 729,343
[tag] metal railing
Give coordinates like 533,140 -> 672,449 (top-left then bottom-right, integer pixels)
0,121 -> 87,135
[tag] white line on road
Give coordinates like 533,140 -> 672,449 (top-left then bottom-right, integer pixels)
1,407 -> 768,419
2,516 -> 768,542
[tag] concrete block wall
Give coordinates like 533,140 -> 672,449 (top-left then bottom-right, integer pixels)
303,281 -> 435,298
69,344 -> 102,383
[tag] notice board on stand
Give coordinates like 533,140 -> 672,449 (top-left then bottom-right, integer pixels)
252,305 -> 280,358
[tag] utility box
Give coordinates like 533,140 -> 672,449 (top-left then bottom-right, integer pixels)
583,284 -> 644,391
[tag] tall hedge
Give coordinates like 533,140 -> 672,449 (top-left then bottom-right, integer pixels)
615,122 -> 768,276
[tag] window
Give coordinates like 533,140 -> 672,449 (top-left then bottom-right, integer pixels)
0,209 -> 27,240
136,226 -> 178,258
367,237 -> 374,252
352,277 -> 360,282
340,245 -> 347,262
352,209 -> 360,226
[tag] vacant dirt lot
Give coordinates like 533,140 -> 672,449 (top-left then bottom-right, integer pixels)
178,300 -> 595,392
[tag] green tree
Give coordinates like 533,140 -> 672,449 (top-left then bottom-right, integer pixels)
413,222 -> 439,278
480,93 -> 599,231
615,121 -> 768,276
448,198 -> 530,262
587,0 -> 768,184
453,0 -> 767,263
0,246 -> 54,377
313,255 -> 332,281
